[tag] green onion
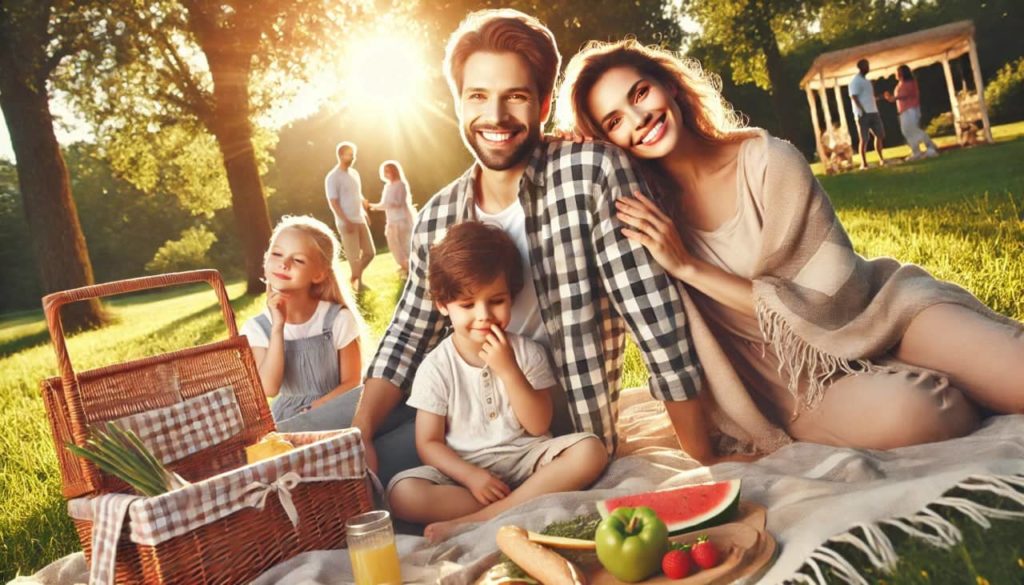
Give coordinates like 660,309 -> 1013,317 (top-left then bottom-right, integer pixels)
67,424 -> 191,496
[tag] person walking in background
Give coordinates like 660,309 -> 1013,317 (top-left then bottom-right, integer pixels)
325,141 -> 376,291
370,160 -> 417,277
849,59 -> 887,169
884,65 -> 939,160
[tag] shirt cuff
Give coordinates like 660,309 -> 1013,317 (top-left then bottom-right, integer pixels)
647,367 -> 703,402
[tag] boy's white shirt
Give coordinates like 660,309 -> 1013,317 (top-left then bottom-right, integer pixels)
240,300 -> 359,350
407,333 -> 557,458
475,199 -> 550,347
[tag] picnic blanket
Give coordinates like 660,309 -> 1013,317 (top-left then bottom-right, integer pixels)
13,388 -> 1024,585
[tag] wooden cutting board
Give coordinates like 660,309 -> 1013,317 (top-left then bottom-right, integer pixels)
588,502 -> 776,585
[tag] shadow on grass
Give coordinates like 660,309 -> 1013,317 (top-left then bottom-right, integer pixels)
0,329 -> 53,359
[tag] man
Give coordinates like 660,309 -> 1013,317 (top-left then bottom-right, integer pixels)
349,9 -> 707,485
324,142 -> 375,290
849,59 -> 886,169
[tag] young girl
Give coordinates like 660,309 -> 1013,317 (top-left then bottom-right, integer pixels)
241,215 -> 365,423
369,160 -> 417,276
557,40 -> 1023,461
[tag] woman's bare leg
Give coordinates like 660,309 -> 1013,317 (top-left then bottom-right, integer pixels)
896,303 -> 1024,413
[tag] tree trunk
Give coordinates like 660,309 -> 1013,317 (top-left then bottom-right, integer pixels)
757,19 -> 801,144
208,92 -> 272,295
0,59 -> 106,329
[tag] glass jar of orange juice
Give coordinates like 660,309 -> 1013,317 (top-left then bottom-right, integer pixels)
346,510 -> 402,585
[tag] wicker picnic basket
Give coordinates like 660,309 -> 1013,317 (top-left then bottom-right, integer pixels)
40,270 -> 373,584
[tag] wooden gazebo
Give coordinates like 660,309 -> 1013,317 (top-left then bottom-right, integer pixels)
800,20 -> 993,165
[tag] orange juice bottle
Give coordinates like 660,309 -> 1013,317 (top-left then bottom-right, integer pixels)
346,510 -> 402,585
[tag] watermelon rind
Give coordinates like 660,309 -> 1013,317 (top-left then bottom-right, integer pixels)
595,479 -> 741,535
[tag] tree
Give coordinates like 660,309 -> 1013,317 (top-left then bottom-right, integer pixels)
683,0 -> 819,143
0,0 -> 107,330
63,1 -> 361,294
421,0 -> 684,62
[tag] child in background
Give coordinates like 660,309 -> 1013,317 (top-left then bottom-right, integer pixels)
387,222 -> 608,542
241,215 -> 364,424
369,160 -> 417,277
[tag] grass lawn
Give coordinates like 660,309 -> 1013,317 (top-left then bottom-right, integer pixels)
1,123 -> 1022,582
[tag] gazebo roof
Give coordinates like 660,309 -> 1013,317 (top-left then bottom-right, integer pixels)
801,20 -> 975,89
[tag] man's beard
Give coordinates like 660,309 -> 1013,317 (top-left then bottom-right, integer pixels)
462,122 -> 540,171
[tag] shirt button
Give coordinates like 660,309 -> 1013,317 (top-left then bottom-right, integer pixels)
486,398 -> 492,404
482,371 -> 489,378
489,412 -> 498,420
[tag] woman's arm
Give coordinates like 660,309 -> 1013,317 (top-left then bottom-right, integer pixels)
665,398 -> 761,465
616,193 -> 755,316
311,338 -> 362,408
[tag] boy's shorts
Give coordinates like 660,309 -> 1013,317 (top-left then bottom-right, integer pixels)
385,432 -> 598,497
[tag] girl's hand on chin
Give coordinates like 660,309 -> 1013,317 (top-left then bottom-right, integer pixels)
266,282 -> 288,327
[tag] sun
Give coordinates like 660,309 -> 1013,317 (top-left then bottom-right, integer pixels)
342,28 -> 433,116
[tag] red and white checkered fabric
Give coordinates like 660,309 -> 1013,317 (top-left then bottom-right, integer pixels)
70,428 -> 365,555
112,386 -> 243,465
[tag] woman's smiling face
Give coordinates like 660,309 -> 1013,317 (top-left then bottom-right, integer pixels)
586,66 -> 682,160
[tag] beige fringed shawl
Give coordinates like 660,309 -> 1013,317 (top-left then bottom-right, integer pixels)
686,130 -> 1019,454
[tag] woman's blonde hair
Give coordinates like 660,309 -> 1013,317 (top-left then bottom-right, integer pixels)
265,215 -> 363,326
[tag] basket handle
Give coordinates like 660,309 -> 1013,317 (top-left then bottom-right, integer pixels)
43,269 -> 239,387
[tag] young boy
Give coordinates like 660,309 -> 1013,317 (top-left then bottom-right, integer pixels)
387,222 -> 608,542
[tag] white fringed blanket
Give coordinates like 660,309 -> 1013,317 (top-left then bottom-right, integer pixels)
14,389 -> 1024,585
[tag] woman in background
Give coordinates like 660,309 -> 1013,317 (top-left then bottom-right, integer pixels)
370,160 -> 417,276
884,64 -> 939,160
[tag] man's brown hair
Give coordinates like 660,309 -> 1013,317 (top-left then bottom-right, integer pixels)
428,221 -> 524,305
443,9 -> 561,105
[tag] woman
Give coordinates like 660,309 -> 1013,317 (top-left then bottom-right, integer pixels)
370,160 -> 417,276
884,64 -> 939,160
557,40 -> 1023,461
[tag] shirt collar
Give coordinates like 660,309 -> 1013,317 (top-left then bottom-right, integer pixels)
454,142 -> 550,222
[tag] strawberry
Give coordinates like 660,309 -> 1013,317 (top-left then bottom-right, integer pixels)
661,549 -> 693,579
690,536 -> 720,570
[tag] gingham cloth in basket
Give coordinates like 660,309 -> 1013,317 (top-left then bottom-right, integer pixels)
111,385 -> 243,464
69,428 -> 366,585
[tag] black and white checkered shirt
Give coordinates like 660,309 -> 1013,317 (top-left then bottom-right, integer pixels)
367,140 -> 702,452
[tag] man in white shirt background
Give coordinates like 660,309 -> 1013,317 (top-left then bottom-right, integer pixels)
324,142 -> 376,290
849,59 -> 887,169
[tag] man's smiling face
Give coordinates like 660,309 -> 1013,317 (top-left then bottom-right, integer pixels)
458,51 -> 546,171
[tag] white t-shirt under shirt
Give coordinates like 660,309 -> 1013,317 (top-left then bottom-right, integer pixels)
324,166 -> 365,224
475,200 -> 551,348
848,73 -> 878,117
407,334 -> 557,458
240,300 -> 360,349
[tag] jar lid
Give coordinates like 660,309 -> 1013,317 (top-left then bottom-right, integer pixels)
345,510 -> 392,536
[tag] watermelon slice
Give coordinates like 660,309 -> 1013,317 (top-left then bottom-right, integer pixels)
596,479 -> 741,534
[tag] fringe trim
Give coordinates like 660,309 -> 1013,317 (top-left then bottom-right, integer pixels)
791,473 -> 1024,585
755,302 -> 881,418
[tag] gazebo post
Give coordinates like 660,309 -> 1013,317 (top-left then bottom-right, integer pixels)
805,87 -> 828,168
967,37 -> 995,143
834,82 -> 850,140
818,73 -> 834,133
941,55 -> 963,143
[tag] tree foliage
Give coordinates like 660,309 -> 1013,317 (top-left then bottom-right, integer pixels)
57,0 -> 367,293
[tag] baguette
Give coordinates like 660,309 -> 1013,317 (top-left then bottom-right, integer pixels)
496,525 -> 586,585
